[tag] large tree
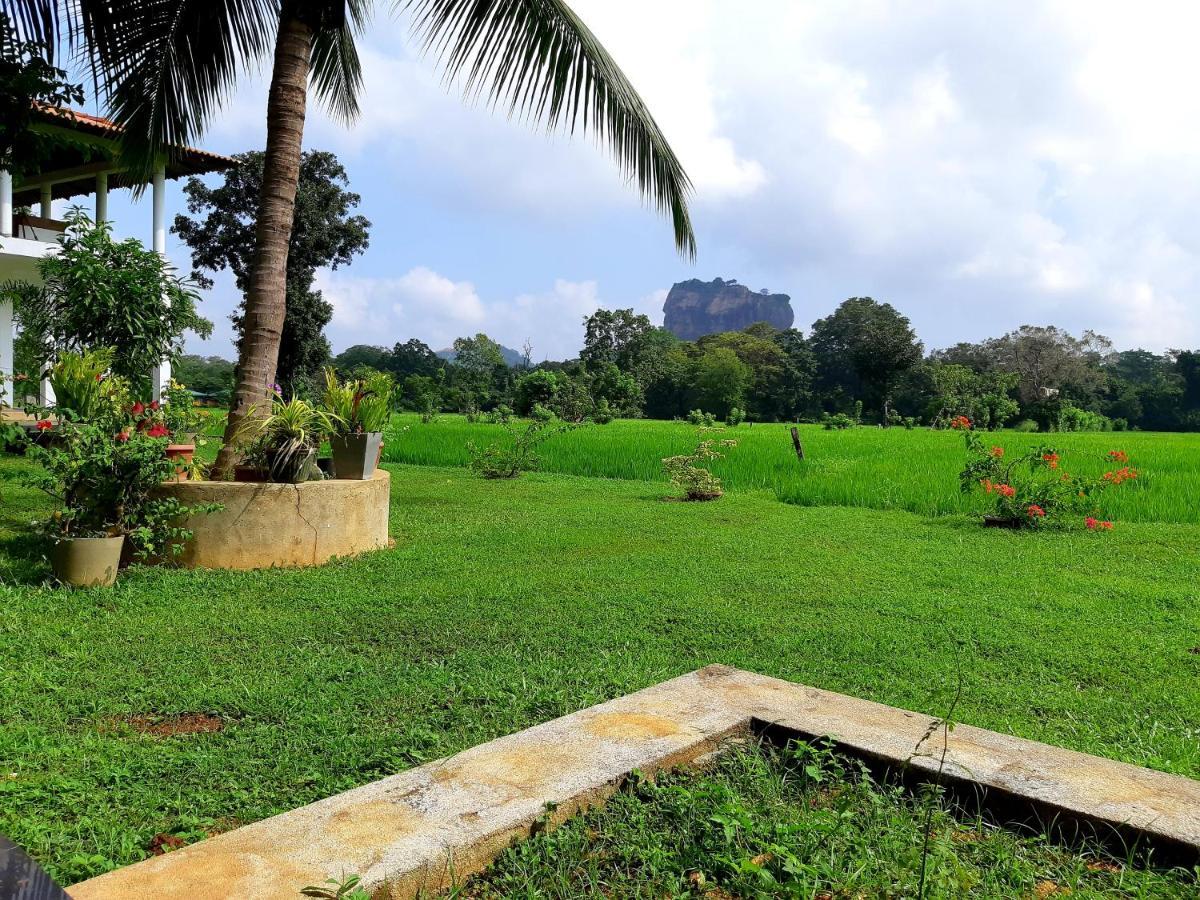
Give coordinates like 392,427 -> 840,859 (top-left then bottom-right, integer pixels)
6,0 -> 696,475
172,149 -> 370,396
809,297 -> 923,422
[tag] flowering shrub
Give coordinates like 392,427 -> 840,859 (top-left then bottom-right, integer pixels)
161,379 -> 206,437
17,414 -> 219,560
959,429 -> 1136,529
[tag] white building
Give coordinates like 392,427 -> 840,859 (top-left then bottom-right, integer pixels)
0,105 -> 232,410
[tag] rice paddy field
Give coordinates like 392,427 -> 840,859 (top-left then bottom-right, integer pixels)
383,415 -> 1196,524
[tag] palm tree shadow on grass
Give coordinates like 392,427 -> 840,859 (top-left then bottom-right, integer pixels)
0,531 -> 50,585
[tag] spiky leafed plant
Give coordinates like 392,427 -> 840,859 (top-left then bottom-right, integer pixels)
3,0 -> 695,476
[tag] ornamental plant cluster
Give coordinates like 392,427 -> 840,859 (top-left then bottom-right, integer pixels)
662,438 -> 738,501
17,350 -> 219,559
954,417 -> 1137,529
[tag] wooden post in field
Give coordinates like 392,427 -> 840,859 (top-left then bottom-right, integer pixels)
790,426 -> 804,461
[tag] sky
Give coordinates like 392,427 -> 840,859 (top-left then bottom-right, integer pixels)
92,0 -> 1200,362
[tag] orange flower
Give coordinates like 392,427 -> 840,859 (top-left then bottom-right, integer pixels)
980,478 -> 995,494
990,446 -> 1004,458
997,484 -> 1016,498
1042,452 -> 1059,469
1027,504 -> 1046,518
1108,450 -> 1129,464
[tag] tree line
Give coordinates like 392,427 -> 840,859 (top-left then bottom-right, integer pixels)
259,299 -> 1196,432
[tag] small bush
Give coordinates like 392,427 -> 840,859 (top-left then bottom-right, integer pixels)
591,399 -> 614,425
725,407 -> 746,427
822,412 -> 856,430
1012,419 -> 1039,433
467,418 -> 575,479
686,409 -> 717,427
662,438 -> 736,501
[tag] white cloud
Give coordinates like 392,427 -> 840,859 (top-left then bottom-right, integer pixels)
189,0 -> 1200,358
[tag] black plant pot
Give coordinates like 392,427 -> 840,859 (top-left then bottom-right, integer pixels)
330,432 -> 382,480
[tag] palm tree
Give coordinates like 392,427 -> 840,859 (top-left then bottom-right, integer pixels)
4,0 -> 695,474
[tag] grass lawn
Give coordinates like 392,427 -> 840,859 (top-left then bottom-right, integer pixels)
458,741 -> 1197,898
1,453 -> 1198,885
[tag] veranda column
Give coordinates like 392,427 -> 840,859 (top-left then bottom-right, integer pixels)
95,172 -> 108,224
37,181 -> 56,406
0,170 -> 12,405
150,164 -> 170,402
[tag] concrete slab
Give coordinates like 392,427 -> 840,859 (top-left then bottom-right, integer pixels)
68,666 -> 1200,899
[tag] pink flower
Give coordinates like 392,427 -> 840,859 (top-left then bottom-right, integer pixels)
146,423 -> 170,439
131,401 -> 145,416
1086,517 -> 1099,530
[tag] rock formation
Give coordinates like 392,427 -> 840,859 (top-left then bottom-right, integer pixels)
663,278 -> 793,340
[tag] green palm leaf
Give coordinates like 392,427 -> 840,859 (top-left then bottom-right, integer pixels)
401,0 -> 696,257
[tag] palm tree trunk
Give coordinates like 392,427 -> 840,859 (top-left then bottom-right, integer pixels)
213,8 -> 313,477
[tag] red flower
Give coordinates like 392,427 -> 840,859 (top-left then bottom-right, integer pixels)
35,419 -> 53,431
1086,517 -> 1099,530
1042,452 -> 1059,469
981,478 -> 994,494
1101,520 -> 1114,530
949,415 -> 972,430
1108,450 -> 1129,464
149,400 -> 160,411
114,430 -> 130,443
131,401 -> 145,416
1027,504 -> 1046,518
94,373 -> 102,381
997,483 -> 1016,498
146,422 -> 170,439
990,446 -> 1004,458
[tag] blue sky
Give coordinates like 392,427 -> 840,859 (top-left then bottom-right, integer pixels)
93,0 -> 1200,361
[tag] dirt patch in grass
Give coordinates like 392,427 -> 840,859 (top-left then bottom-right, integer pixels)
106,713 -> 225,738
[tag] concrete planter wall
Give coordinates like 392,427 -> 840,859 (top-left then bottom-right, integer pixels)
157,470 -> 390,570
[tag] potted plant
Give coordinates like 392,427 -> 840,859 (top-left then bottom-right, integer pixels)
18,416 -> 216,587
236,397 -> 339,483
160,380 -> 207,480
322,367 -> 393,480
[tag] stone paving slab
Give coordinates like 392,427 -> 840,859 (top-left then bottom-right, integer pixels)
68,665 -> 1200,899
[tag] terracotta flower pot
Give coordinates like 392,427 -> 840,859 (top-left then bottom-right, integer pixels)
165,443 -> 196,482
52,534 -> 125,587
329,432 -> 383,480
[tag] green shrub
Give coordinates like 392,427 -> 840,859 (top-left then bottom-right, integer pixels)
725,407 -> 746,427
1012,419 -> 1039,433
662,438 -> 736,501
686,409 -> 717,427
822,412 -> 856,430
467,418 -> 576,479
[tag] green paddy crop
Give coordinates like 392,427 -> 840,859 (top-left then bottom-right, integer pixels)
383,415 -> 1198,524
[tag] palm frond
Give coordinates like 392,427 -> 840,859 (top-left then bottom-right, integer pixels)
310,0 -> 369,123
69,0 -> 279,185
401,0 -> 696,258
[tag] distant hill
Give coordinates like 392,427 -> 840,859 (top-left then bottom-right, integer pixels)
437,344 -> 525,367
663,277 -> 793,340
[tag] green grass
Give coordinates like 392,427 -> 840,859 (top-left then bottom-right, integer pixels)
1,455 -> 1198,886
382,415 -> 1198,523
455,741 -> 1197,898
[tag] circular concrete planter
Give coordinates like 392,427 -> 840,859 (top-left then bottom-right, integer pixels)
156,470 -> 390,570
